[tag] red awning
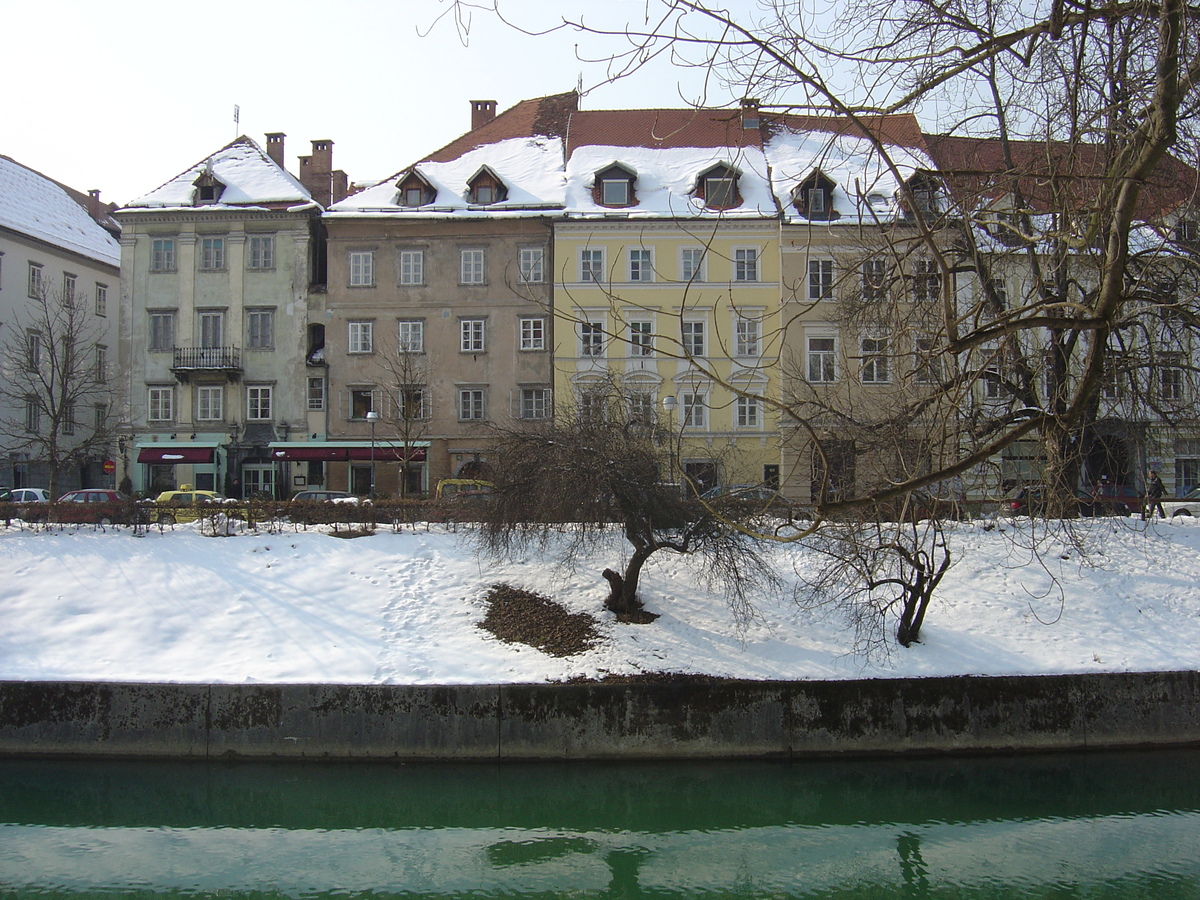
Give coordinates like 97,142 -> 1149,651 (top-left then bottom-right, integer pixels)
271,447 -> 351,461
137,447 -> 215,464
346,446 -> 426,462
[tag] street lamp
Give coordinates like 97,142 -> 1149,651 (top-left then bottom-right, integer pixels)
661,395 -> 677,488
366,411 -> 380,499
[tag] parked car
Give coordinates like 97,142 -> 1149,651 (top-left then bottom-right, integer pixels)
152,487 -> 233,525
434,479 -> 494,500
1162,486 -> 1200,517
289,490 -> 361,524
54,490 -> 146,525
1090,483 -> 1143,515
701,483 -> 792,510
7,488 -> 50,503
1006,486 -> 1131,518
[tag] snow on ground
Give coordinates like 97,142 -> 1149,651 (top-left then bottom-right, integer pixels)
1,516 -> 1198,684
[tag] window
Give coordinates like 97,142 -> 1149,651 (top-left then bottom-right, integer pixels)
398,320 -> 424,353
682,321 -> 705,357
861,336 -> 890,383
148,386 -> 174,422
350,389 -> 375,419
580,321 -> 604,357
349,251 -> 374,286
27,262 -> 43,297
579,388 -> 606,423
150,239 -> 175,272
736,395 -> 760,428
1176,219 -> 1199,243
26,331 -> 41,369
460,249 -> 485,284
520,387 -> 551,419
627,390 -> 654,425
94,404 -> 106,432
629,320 -> 653,356
519,247 -> 545,284
248,235 -> 274,269
199,237 -> 225,270
149,312 -> 175,351
348,321 -> 374,354
734,248 -> 758,282
602,178 -> 631,206
95,283 -> 107,316
808,259 -> 834,301
63,403 -> 78,436
399,250 -> 424,285
914,337 -> 942,384
862,259 -> 887,302
705,175 -> 736,208
808,186 -> 827,214
983,369 -> 1006,400
520,317 -> 545,351
404,186 -> 425,207
912,258 -> 940,302
460,318 -> 486,352
473,184 -> 495,205
682,392 -> 708,429
307,377 -> 325,411
197,385 -> 223,421
736,317 -> 760,357
94,344 -> 108,382
1161,356 -> 1186,401
681,247 -> 705,282
246,309 -> 274,350
63,273 -> 76,302
199,311 -> 223,349
580,248 -> 605,283
627,248 -> 653,282
246,385 -> 273,421
807,336 -> 837,383
458,388 -> 485,420
24,397 -> 39,433
399,387 -> 429,421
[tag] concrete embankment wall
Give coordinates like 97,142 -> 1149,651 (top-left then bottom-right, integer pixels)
1,672 -> 1198,761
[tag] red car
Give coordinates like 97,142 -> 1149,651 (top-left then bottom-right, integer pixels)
55,490 -> 146,525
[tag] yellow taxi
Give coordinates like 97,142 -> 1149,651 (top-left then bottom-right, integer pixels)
152,485 -> 231,524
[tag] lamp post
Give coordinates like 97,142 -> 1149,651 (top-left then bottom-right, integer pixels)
366,411 -> 380,498
661,395 -> 677,488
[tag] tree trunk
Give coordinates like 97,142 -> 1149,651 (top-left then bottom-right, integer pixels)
602,544 -> 655,615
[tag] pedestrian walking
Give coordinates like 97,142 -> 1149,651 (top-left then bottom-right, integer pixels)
1144,470 -> 1166,520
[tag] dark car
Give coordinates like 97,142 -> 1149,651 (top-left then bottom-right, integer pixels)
289,490 -> 361,524
1007,486 -> 1130,518
55,490 -> 146,525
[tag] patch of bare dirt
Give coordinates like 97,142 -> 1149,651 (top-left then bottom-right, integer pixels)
479,584 -> 603,657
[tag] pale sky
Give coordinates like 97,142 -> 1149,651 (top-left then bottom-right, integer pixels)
2,0 -> 749,207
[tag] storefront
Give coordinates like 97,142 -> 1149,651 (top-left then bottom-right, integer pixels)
268,441 -> 430,498
133,443 -> 224,494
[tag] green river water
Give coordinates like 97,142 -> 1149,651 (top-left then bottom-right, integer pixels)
1,749 -> 1198,898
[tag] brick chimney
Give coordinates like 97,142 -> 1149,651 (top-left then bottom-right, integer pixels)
299,139 -> 335,207
740,98 -> 761,130
87,189 -> 102,221
265,132 -> 286,169
471,100 -> 497,131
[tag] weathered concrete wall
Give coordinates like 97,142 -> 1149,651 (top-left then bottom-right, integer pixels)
0,672 -> 1197,760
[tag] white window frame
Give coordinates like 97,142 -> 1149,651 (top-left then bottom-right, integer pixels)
914,337 -> 942,385
348,320 -> 374,354
149,311 -> 175,351
460,318 -> 486,353
626,390 -> 655,425
398,319 -> 424,353
247,235 -> 274,269
580,321 -> 605,357
27,262 -> 43,298
808,258 -> 834,301
458,388 -> 486,420
307,376 -> 326,411
199,237 -> 225,271
519,247 -> 545,284
602,178 -> 631,206
736,395 -> 760,428
349,251 -> 374,286
860,334 -> 890,384
680,247 -> 706,282
628,248 -> 653,282
460,248 -> 485,284
399,250 -> 424,285
733,247 -> 759,282
629,320 -> 654,356
520,317 -> 546,351
913,258 -> 939,302
148,386 -> 175,422
520,387 -> 551,419
735,315 -> 760,357
246,385 -> 273,421
862,259 -> 887,302
398,386 -> 430,421
246,308 -> 274,350
682,392 -> 708,429
25,397 -> 39,433
196,385 -> 224,421
807,333 -> 837,383
580,248 -> 605,283
95,283 -> 108,316
150,239 -> 175,273
682,320 -> 706,357
63,273 -> 76,302
94,344 -> 108,381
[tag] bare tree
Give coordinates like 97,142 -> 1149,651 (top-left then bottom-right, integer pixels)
374,334 -> 432,498
477,383 -> 784,620
0,283 -> 116,498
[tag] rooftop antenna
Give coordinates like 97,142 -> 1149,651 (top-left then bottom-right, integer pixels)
233,104 -> 240,138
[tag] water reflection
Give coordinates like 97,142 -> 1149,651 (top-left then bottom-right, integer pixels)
0,750 -> 1198,898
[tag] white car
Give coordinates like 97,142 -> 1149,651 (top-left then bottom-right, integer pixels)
1162,487 -> 1200,517
8,488 -> 50,503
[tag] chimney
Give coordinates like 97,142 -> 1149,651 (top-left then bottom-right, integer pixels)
87,189 -> 102,221
331,170 -> 349,206
299,139 -> 335,207
265,132 -> 286,169
740,98 -> 761,130
471,100 -> 498,131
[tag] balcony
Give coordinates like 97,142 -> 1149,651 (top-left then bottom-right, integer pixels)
171,346 -> 242,383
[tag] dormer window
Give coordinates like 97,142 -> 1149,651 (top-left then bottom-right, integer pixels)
467,166 -> 507,205
395,168 -> 436,207
594,164 -> 637,208
902,173 -> 939,221
192,172 -> 225,206
793,172 -> 837,220
698,164 -> 740,210
1176,218 -> 1198,243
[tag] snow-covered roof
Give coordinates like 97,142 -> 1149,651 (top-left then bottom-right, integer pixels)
0,155 -> 120,267
332,137 -> 565,216
764,128 -> 935,224
123,136 -> 315,211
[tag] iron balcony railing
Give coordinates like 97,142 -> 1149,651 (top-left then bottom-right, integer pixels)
172,346 -> 242,370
